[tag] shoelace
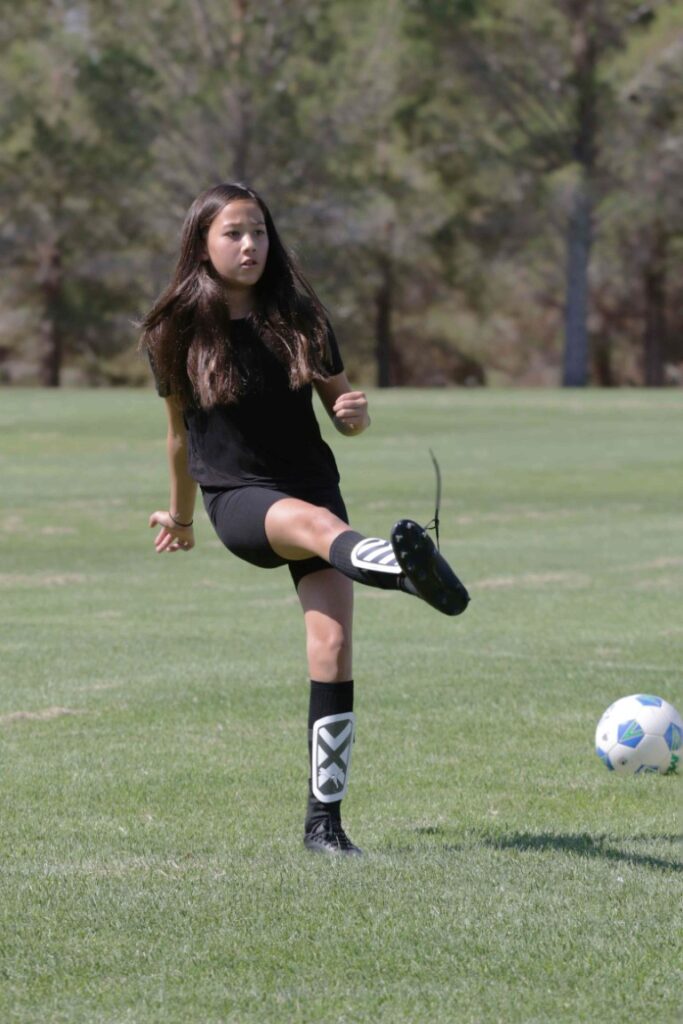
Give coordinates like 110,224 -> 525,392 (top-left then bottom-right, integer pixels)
424,449 -> 441,551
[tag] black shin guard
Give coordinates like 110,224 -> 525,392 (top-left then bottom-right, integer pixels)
306,679 -> 354,830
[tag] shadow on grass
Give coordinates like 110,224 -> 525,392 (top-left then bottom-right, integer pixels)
389,827 -> 682,872
481,831 -> 683,873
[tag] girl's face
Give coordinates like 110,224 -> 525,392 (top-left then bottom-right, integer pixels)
204,199 -> 269,289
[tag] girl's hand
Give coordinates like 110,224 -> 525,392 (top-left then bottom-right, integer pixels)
332,391 -> 370,434
148,511 -> 195,553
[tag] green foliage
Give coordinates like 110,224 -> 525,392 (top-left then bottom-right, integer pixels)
404,0 -> 481,28
0,5 -> 160,381
0,0 -> 680,386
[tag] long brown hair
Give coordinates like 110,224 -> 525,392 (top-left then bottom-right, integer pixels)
140,183 -> 333,410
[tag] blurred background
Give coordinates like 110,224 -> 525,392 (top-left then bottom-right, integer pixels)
1,0 -> 681,390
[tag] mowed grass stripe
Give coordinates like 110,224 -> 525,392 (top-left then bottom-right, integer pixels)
1,388 -> 681,1024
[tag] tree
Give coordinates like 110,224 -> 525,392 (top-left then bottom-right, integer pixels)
108,0 -> 430,385
2,0 -> 679,389
403,0 -> 658,386
596,26 -> 683,384
0,1 -> 158,385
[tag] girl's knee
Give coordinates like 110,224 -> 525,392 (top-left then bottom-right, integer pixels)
306,621 -> 352,679
304,506 -> 346,545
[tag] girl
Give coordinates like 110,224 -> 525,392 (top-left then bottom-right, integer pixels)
140,183 -> 469,857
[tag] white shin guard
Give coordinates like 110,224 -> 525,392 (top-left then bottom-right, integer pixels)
311,711 -> 356,804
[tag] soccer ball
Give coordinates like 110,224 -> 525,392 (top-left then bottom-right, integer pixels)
595,694 -> 683,775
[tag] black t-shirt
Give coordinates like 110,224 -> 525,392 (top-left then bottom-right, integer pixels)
152,319 -> 344,491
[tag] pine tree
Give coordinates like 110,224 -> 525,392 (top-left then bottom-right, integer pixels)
0,2 -> 157,384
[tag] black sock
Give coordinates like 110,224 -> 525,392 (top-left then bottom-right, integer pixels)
306,679 -> 354,830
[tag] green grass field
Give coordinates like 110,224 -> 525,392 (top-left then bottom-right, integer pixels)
1,388 -> 681,1023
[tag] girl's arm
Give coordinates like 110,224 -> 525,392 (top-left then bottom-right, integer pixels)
148,398 -> 198,553
314,372 -> 371,436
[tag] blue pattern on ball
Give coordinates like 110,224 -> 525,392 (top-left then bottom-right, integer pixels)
596,747 -> 614,770
617,719 -> 645,748
635,695 -> 662,707
664,722 -> 682,752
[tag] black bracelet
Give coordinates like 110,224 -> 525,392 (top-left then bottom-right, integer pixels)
170,512 -> 193,528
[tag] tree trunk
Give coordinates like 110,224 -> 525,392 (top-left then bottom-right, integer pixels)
643,228 -> 666,387
592,332 -> 614,387
562,3 -> 597,387
375,251 -> 394,388
37,240 -> 63,388
562,178 -> 592,386
231,0 -> 250,181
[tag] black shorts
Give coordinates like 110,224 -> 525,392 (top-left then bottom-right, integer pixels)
201,484 -> 349,589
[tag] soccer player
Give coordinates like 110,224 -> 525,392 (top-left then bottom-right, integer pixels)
140,183 -> 469,856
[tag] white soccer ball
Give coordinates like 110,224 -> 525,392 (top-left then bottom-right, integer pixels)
595,694 -> 683,775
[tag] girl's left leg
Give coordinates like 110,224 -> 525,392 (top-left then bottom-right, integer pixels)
266,497 -> 469,617
296,567 -> 361,856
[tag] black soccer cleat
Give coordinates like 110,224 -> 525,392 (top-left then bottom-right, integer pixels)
304,817 -> 362,857
391,518 -> 470,616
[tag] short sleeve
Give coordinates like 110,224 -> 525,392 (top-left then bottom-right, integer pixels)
323,321 -> 344,376
146,348 -> 171,398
